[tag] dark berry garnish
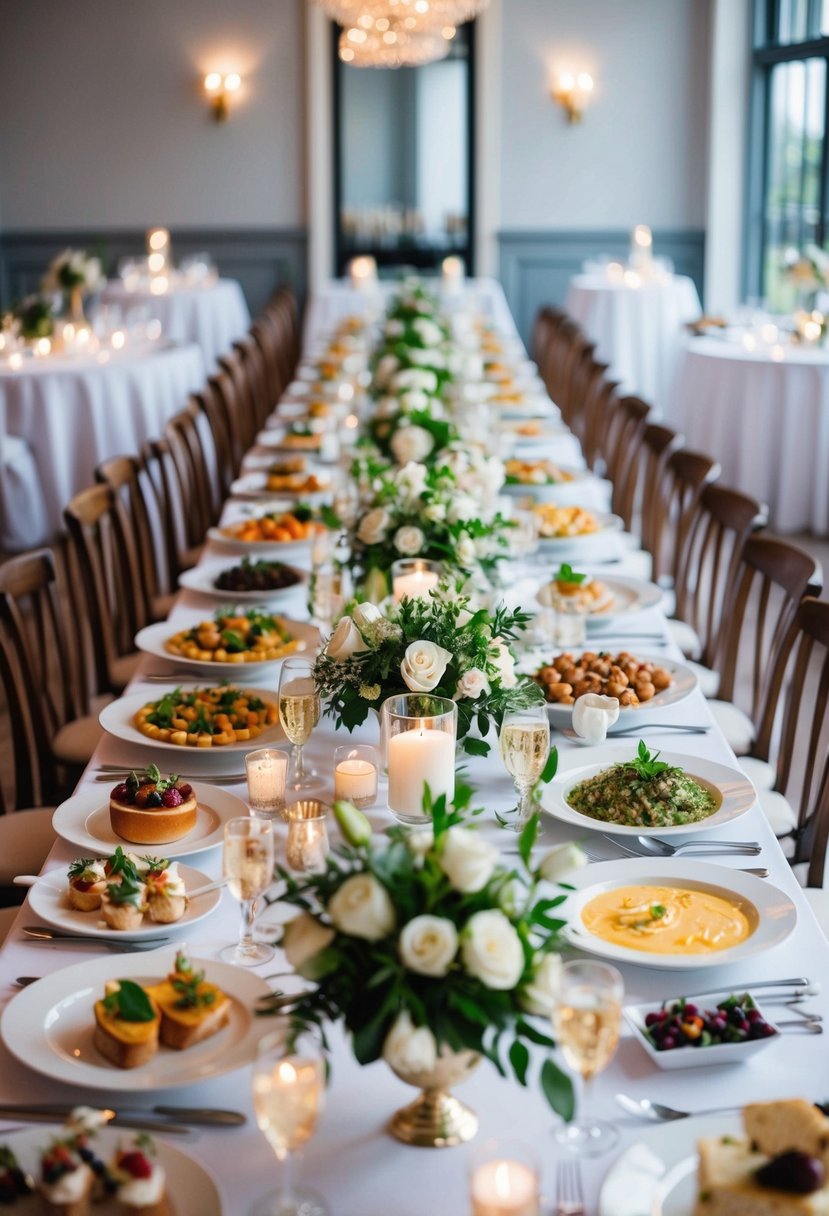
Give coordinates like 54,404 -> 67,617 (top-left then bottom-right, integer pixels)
117,1151 -> 152,1180
756,1151 -> 825,1194
177,784 -> 193,800
145,791 -> 163,808
112,783 -> 130,801
161,788 -> 183,808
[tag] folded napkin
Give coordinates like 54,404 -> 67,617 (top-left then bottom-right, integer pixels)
572,693 -> 620,744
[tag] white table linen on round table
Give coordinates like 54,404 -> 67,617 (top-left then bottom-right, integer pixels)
99,278 -> 250,371
0,340 -> 204,547
566,273 -> 701,416
673,335 -> 829,535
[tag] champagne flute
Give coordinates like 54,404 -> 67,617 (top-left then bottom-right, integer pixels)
278,657 -> 321,791
552,960 -> 624,1156
220,817 -> 274,966
251,1026 -> 328,1216
498,706 -> 550,829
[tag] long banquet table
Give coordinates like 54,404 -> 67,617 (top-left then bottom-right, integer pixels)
0,281 -> 826,1214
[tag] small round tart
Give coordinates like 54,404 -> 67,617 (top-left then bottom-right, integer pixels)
109,767 -> 197,845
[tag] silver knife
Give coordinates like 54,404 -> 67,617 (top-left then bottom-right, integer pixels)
22,926 -> 170,951
0,1103 -> 245,1128
0,1108 -> 191,1136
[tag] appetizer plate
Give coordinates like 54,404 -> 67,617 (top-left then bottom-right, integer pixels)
229,469 -> 332,502
561,859 -> 797,971
624,989 -> 780,1071
599,1114 -> 737,1216
537,572 -> 663,627
1,952 -> 271,1092
502,465 -> 594,503
206,524 -> 314,557
542,747 -> 756,837
52,782 -> 247,859
134,618 -> 319,677
26,862 -> 223,941
99,689 -> 285,755
0,1124 -> 221,1215
178,558 -> 308,604
537,654 -> 698,730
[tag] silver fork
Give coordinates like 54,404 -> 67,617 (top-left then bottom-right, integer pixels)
556,1157 -> 585,1216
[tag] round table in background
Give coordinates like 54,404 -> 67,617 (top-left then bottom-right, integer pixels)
99,278 -> 250,370
566,272 -> 701,415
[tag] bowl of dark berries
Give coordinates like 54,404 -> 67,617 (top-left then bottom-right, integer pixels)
624,991 -> 780,1070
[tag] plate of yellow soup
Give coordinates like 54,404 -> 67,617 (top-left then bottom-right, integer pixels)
563,860 -> 797,970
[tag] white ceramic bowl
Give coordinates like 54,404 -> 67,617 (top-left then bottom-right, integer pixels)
624,989 -> 780,1069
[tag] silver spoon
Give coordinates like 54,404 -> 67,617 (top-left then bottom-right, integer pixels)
631,836 -> 762,858
562,724 -> 710,741
616,1087 -> 821,1124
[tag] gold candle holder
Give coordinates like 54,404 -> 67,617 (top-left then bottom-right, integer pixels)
285,801 -> 331,873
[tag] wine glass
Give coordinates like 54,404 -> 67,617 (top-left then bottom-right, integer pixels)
251,1026 -> 328,1216
498,706 -> 550,830
220,817 -> 275,966
552,960 -> 624,1156
278,657 -> 321,792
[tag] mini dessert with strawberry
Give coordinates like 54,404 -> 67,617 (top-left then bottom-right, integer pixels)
111,1135 -> 170,1215
143,861 -> 187,924
38,1138 -> 94,1216
100,874 -> 147,933
67,858 -> 108,912
109,766 -> 197,846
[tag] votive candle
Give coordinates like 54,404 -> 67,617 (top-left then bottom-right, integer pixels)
334,745 -> 377,808
246,748 -> 289,821
470,1160 -> 539,1216
391,558 -> 441,603
286,801 -> 330,872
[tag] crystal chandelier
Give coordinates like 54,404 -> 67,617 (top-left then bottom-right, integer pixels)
311,0 -> 489,67
338,21 -> 451,67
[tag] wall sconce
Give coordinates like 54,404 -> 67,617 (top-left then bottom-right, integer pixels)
203,71 -> 241,122
552,71 -> 594,123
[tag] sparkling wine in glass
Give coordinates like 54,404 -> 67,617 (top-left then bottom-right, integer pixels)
498,706 -> 550,829
552,960 -> 624,1156
278,657 -> 321,792
251,1026 -> 328,1216
220,817 -> 274,966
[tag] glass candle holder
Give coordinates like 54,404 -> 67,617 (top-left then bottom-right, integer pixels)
391,558 -> 441,603
333,745 -> 378,809
383,694 -> 456,826
246,747 -> 289,821
285,801 -> 331,873
468,1140 -> 540,1216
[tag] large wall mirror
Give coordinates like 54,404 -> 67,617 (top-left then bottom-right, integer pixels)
333,23 -> 475,276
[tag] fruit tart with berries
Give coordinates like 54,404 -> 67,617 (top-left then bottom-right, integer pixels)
109,766 -> 197,846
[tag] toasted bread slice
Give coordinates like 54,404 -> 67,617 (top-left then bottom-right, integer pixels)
147,977 -> 230,1051
93,995 -> 160,1070
695,1135 -> 829,1214
745,1102 -> 829,1175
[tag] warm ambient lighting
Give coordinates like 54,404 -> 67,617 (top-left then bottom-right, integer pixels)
203,71 -> 242,122
552,70 -> 594,123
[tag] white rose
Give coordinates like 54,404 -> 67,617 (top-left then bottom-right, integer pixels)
326,616 -> 367,661
519,952 -> 563,1016
424,502 -> 447,523
406,828 -> 434,856
392,368 -> 438,394
328,874 -> 395,941
454,667 -> 490,701
412,317 -> 444,347
440,827 -> 499,893
462,909 -> 525,990
391,425 -> 434,466
399,915 -> 458,977
400,639 -> 453,692
490,640 -> 517,688
394,461 -> 428,500
385,319 -> 405,338
407,346 -> 446,369
538,842 -> 588,883
455,534 -> 477,567
394,525 -> 425,556
282,913 -> 336,979
351,601 -> 382,631
448,495 -> 479,525
398,388 -> 430,412
382,1010 -> 437,1074
357,506 -> 392,545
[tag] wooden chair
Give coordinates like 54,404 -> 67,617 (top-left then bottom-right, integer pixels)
192,380 -> 237,501
233,334 -> 273,431
619,422 -> 683,553
165,401 -> 221,539
215,353 -> 260,466
95,455 -> 176,621
578,367 -> 619,473
641,439 -> 720,586
141,436 -> 202,586
602,396 -> 651,528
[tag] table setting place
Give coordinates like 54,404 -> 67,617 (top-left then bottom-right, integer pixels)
0,273 -> 826,1216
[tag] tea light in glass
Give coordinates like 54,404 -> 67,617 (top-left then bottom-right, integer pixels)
384,694 -> 456,826
246,747 -> 289,821
391,558 -> 441,603
469,1140 -> 540,1216
629,223 -> 653,270
348,255 -> 377,292
33,337 -> 51,358
285,801 -> 331,873
334,745 -> 377,809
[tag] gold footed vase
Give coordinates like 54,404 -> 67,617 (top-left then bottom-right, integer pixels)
387,1049 -> 480,1148
67,285 -> 86,325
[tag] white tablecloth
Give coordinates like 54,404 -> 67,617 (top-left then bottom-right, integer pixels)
0,341 -> 204,547
99,279 -> 250,371
566,273 -> 701,416
673,335 -> 829,534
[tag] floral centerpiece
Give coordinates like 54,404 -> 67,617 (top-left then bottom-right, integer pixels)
783,243 -> 829,294
313,585 -> 544,755
259,792 -> 575,1144
10,295 -> 53,341
42,247 -> 104,322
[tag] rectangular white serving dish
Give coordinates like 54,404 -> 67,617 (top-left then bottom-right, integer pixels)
624,990 -> 780,1070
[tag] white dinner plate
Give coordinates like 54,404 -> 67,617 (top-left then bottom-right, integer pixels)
0,1124 -> 221,1214
27,861 -> 223,940
599,1114 -> 737,1216
503,465 -> 594,503
534,513 -> 623,557
537,572 -> 663,627
99,689 -> 285,755
229,469 -> 333,502
52,782 -> 247,858
206,523 -> 315,557
1,952 -> 271,1092
561,859 -> 797,970
542,748 -> 756,836
134,617 -> 319,677
535,654 -> 698,730
178,558 -> 307,604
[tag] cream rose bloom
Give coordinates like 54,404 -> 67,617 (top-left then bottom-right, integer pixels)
394,525 -> 425,556
454,668 -> 490,702
390,424 -> 434,466
392,368 -> 438,394
282,913 -> 336,979
326,616 -> 367,661
398,388 -> 430,412
406,828 -> 434,856
440,827 -> 499,893
447,494 -> 479,525
519,952 -> 563,1016
357,506 -> 392,545
424,502 -> 447,523
351,601 -> 382,631
461,909 -> 525,990
395,461 -> 428,502
490,641 -> 518,688
455,534 -> 477,567
538,842 -> 588,883
382,1011 -> 437,1074
328,874 -> 395,941
412,317 -> 444,347
400,639 -> 453,692
399,915 -> 458,977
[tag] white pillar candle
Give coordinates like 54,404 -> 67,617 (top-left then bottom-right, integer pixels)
246,749 -> 288,821
349,256 -> 377,292
334,759 -> 377,808
442,255 -> 465,296
392,568 -> 440,603
387,727 -> 454,820
470,1160 -> 539,1216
